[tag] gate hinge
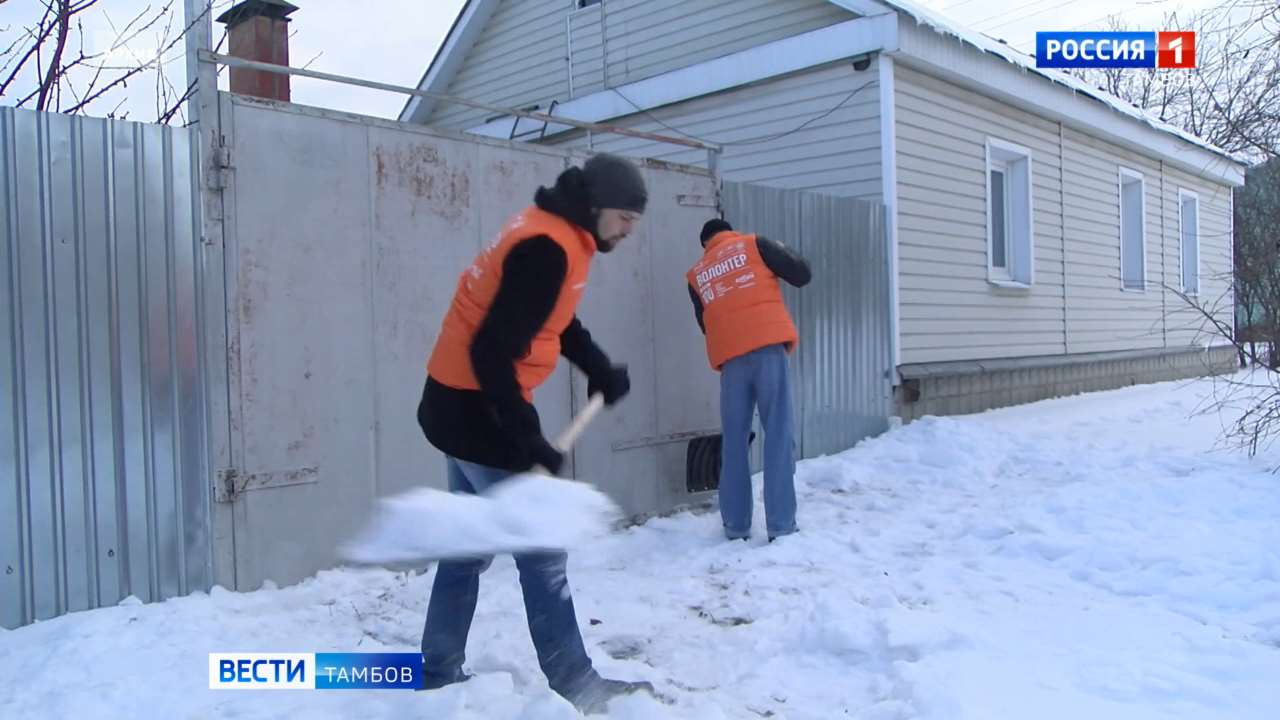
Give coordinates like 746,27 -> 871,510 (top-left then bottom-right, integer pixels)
207,137 -> 233,190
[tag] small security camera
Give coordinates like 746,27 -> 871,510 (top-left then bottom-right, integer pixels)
852,54 -> 872,72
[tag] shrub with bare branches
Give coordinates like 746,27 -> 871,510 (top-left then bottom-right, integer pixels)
1066,5 -> 1280,163
1171,159 -> 1280,456
0,1 -> 225,125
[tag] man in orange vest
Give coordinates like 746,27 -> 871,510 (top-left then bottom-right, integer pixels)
417,154 -> 652,712
687,219 -> 811,542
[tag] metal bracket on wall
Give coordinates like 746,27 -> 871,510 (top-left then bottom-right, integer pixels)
677,194 -> 719,208
612,428 -> 721,452
215,467 -> 319,503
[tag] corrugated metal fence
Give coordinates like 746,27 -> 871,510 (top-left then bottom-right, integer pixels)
0,104 -> 892,629
721,181 -> 892,460
1,107 -> 210,629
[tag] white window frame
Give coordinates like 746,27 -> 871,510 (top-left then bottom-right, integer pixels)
1118,166 -> 1147,293
985,138 -> 1035,288
1178,189 -> 1201,297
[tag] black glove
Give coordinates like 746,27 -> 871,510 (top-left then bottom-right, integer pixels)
588,363 -> 630,406
497,398 -> 566,475
524,435 -> 566,476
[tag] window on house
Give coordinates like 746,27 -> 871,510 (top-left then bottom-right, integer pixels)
986,139 -> 1034,286
1119,168 -> 1146,291
1180,190 -> 1200,296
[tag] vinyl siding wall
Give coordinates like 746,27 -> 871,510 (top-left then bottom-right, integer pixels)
894,63 -> 1234,365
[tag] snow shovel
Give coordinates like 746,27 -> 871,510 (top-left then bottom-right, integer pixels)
339,394 -> 621,568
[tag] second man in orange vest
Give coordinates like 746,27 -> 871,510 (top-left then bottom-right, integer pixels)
687,219 -> 812,542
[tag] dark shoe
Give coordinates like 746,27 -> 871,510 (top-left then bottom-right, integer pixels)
418,668 -> 472,691
567,677 -> 657,714
768,528 -> 798,543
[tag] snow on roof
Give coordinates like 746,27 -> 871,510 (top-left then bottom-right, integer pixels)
876,0 -> 1247,166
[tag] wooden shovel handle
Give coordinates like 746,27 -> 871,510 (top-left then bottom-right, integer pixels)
553,393 -> 606,452
529,394 -> 607,476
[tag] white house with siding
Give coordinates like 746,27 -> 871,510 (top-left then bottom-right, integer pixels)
400,0 -> 1247,418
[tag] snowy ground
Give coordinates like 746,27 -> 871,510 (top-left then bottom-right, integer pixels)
4,375 -> 1280,719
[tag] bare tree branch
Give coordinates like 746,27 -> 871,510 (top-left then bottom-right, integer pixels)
36,1 -> 72,111
103,3 -> 159,55
1068,6 -> 1280,162
4,0 -> 219,123
300,50 -> 323,71
62,7 -> 191,115
84,2 -> 171,101
0,0 -> 57,98
158,79 -> 195,125
0,30 -> 29,64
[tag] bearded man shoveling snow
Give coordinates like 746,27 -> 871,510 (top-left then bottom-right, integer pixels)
416,153 -> 655,713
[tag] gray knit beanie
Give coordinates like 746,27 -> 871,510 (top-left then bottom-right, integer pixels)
581,153 -> 648,214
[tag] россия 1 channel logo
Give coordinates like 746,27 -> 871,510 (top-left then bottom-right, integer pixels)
1036,31 -> 1196,69
208,652 -> 423,690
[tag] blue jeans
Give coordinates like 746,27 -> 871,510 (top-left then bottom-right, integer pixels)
421,457 -> 597,697
719,344 -> 797,539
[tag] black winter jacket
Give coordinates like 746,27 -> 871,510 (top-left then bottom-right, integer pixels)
418,169 -> 613,473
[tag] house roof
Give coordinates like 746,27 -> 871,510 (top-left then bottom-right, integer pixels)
861,0 -> 1243,165
400,0 -> 1246,169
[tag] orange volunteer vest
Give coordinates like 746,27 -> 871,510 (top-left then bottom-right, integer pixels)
428,207 -> 595,401
686,231 -> 799,370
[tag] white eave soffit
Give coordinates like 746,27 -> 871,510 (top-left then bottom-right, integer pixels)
465,14 -> 898,141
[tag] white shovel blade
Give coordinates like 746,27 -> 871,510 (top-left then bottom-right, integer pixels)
339,474 -> 621,565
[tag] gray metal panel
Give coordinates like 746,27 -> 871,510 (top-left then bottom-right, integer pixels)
570,160 -> 721,518
722,181 -> 892,463
1,107 -> 34,630
799,191 -> 892,455
365,130 -> 573,501
569,182 -> 661,516
225,100 -> 378,589
0,107 -> 209,629
366,131 -> 474,500
220,97 -> 598,589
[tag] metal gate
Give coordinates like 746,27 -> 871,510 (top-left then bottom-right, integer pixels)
721,181 -> 893,461
209,94 -> 722,591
